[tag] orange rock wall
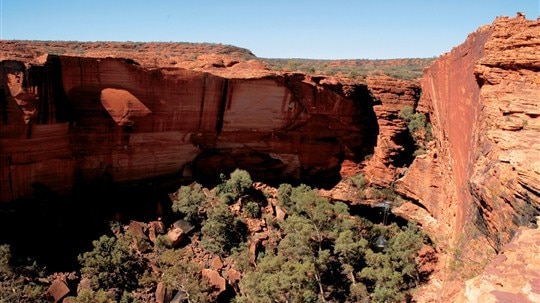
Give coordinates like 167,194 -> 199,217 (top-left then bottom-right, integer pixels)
365,76 -> 420,186
0,55 -> 378,202
397,16 -> 539,256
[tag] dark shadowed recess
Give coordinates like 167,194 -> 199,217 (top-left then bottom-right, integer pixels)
348,203 -> 409,227
0,178 -> 413,274
0,177 -> 176,273
192,82 -> 380,189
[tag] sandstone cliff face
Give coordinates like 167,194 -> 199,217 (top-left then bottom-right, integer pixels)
392,15 -> 539,301
364,76 -> 420,185
0,55 -> 381,202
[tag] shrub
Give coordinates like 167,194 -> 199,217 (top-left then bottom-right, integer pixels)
172,183 -> 208,225
371,187 -> 397,201
155,234 -> 173,250
277,183 -> 293,210
217,169 -> 253,204
228,169 -> 253,197
201,203 -> 245,256
349,173 -> 367,189
244,201 -> 261,218
399,106 -> 432,149
78,234 -> 147,291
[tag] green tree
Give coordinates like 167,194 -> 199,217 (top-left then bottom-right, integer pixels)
217,169 -> 253,204
158,248 -> 211,303
277,183 -> 293,210
239,253 -> 319,303
201,203 -> 245,256
228,169 -> 253,196
275,185 -> 355,302
358,223 -> 427,303
238,184 -> 431,303
399,106 -> 432,146
172,183 -> 208,225
78,234 -> 147,291
359,250 -> 406,303
334,230 -> 369,283
385,223 -> 426,286
243,201 -> 260,218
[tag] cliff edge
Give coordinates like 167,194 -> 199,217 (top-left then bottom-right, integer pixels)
394,14 -> 539,302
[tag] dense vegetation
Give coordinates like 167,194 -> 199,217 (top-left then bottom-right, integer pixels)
399,106 -> 433,156
0,169 -> 433,302
264,58 -> 434,80
235,183 -> 428,303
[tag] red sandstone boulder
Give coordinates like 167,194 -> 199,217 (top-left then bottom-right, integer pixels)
155,281 -> 172,303
47,278 -> 70,303
211,255 -> 223,271
201,269 -> 226,294
226,268 -> 242,285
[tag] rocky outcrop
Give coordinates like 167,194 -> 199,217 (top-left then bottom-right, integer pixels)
2,16 -> 537,303
396,14 -> 539,250
470,15 -> 540,248
364,76 -> 420,185
0,54 -> 384,202
461,217 -> 540,303
393,14 -> 539,301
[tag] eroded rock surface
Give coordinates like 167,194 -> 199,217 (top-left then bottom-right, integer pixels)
0,54 -> 385,202
364,75 -> 420,186
462,217 -> 540,303
396,15 -> 539,251
393,14 -> 539,302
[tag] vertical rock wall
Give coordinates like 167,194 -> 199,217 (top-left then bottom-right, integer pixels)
0,55 -> 379,202
397,15 -> 539,266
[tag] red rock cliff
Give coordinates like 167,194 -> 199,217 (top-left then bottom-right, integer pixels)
394,15 -> 539,299
0,54 -> 383,202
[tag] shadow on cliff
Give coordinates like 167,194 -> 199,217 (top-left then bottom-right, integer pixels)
191,82 -> 380,189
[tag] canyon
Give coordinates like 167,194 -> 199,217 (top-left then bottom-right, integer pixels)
1,14 -> 539,303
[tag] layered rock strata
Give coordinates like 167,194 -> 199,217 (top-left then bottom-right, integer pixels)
463,217 -> 540,303
391,15 -> 539,301
0,55 -> 384,202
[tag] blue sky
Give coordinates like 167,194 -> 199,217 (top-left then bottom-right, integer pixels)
1,0 -> 538,59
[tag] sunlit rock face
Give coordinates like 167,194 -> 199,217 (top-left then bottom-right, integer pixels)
0,55 -> 386,202
395,15 -> 539,253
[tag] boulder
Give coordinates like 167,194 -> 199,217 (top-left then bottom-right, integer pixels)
166,219 -> 195,247
156,281 -> 172,303
165,227 -> 184,247
211,255 -> 223,270
128,220 -> 147,239
274,205 -> 287,222
77,277 -> 92,293
201,269 -> 226,294
148,220 -> 165,243
226,268 -> 242,285
47,278 -> 70,303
